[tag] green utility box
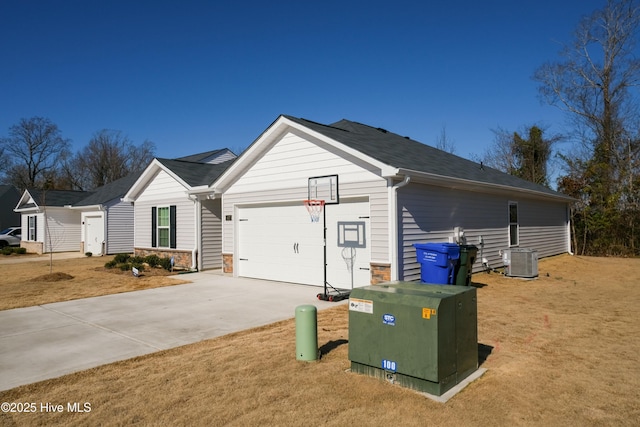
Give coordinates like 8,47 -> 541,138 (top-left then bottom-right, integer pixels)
348,282 -> 478,396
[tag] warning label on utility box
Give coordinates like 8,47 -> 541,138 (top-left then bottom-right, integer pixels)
422,308 -> 437,319
349,298 -> 373,314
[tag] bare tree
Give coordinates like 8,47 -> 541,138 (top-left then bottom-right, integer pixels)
0,117 -> 71,189
534,0 -> 640,201
434,125 -> 456,154
0,146 -> 11,184
479,127 -> 519,174
535,0 -> 640,254
479,125 -> 560,187
64,130 -> 156,190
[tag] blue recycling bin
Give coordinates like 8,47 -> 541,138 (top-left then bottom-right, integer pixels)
413,242 -> 460,284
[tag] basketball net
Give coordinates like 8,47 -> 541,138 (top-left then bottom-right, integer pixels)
303,199 -> 325,222
341,247 -> 356,273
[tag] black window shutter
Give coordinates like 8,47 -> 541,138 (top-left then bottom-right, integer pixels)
170,205 -> 177,249
151,207 -> 157,248
34,216 -> 37,241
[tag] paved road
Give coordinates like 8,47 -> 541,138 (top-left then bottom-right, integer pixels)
0,270 -> 346,391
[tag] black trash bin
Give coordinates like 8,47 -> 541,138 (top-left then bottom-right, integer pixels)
455,245 -> 478,286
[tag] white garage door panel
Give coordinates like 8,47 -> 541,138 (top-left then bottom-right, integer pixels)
237,205 -> 324,286
325,200 -> 371,289
237,199 -> 371,288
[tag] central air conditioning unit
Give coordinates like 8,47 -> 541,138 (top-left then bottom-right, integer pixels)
502,248 -> 538,278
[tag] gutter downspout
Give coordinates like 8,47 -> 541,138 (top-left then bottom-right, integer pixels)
390,175 -> 411,281
567,203 -> 574,255
188,195 -> 200,271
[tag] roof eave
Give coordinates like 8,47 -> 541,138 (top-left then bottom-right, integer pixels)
187,186 -> 216,198
395,168 -> 576,202
68,204 -> 104,211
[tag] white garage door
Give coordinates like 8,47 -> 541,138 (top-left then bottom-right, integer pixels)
237,204 -> 324,285
237,199 -> 370,288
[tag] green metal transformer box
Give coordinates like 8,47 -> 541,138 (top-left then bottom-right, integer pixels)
348,282 -> 478,396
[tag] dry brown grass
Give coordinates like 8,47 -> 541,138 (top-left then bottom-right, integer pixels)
0,256 -> 189,310
1,254 -> 639,426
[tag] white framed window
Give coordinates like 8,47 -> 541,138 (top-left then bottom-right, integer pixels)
157,207 -> 170,248
152,205 -> 176,249
28,215 -> 37,241
509,201 -> 519,246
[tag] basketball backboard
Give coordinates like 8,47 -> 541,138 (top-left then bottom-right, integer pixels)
308,174 -> 339,204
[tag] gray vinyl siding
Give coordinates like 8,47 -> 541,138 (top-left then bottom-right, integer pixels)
398,183 -> 569,281
106,199 -> 134,254
201,198 -> 222,269
223,179 -> 389,263
518,199 -> 568,257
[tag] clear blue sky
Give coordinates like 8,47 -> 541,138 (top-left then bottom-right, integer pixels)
1,0 -> 607,164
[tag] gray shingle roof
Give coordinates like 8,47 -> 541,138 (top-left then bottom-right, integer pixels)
22,189 -> 91,208
75,171 -> 143,206
0,185 -> 19,198
284,116 -> 569,199
156,158 -> 235,187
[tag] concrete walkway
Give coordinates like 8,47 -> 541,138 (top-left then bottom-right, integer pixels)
0,271 -> 346,391
0,251 -> 86,265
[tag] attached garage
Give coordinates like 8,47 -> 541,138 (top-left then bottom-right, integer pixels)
214,115 -> 573,288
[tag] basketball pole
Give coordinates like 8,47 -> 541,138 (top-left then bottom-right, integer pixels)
316,202 -> 350,302
323,203 -> 328,299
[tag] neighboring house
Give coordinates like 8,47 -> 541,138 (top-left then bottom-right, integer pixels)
69,172 -> 143,256
0,185 -> 20,230
14,189 -> 89,254
213,115 -> 574,289
13,173 -> 142,256
123,149 -> 236,270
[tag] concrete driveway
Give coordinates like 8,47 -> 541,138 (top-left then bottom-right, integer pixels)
0,271 -> 346,391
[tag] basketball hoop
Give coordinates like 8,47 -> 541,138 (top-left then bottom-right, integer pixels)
304,199 -> 325,222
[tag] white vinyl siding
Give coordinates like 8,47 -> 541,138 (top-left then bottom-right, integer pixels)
222,131 -> 389,264
224,131 -> 384,196
398,183 -> 569,281
134,170 -> 195,250
31,208 -> 81,253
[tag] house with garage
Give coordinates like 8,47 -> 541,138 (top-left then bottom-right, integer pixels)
68,172 -> 142,256
212,115 -> 574,289
15,189 -> 89,254
123,149 -> 236,270
14,173 -> 143,255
